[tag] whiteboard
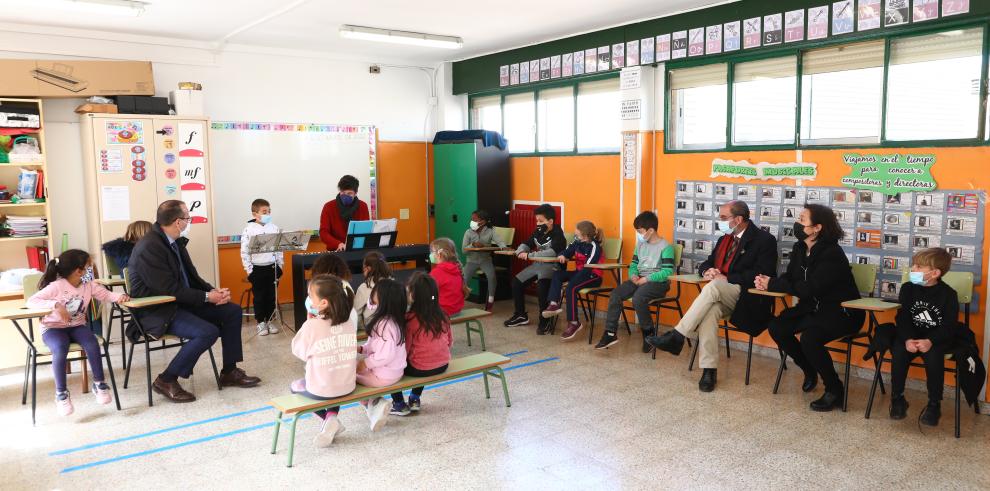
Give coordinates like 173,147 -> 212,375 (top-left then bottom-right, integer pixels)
209,121 -> 376,239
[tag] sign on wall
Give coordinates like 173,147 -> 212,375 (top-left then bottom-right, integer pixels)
840,153 -> 937,195
710,158 -> 817,181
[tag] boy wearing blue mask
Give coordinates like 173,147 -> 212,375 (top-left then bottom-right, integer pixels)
241,198 -> 284,336
595,211 -> 676,351
889,248 -> 959,426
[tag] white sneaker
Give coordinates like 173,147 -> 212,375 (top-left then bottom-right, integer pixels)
257,322 -> 269,336
313,417 -> 344,448
267,323 -> 280,335
367,398 -> 391,432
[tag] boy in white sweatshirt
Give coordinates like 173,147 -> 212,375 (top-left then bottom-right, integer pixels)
240,198 -> 284,336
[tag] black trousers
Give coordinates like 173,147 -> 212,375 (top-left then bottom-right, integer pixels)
512,276 -> 551,315
248,264 -> 282,322
890,342 -> 946,402
768,307 -> 865,394
391,364 -> 448,404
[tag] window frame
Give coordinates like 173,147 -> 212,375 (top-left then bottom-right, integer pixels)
667,63 -> 729,151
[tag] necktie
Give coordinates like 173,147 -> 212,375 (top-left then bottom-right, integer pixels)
171,242 -> 190,287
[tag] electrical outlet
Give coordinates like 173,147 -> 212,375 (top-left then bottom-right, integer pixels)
400,208 -> 409,219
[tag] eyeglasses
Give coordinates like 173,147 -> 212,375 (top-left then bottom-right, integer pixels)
178,216 -> 192,222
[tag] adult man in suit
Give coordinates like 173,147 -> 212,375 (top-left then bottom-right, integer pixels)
128,200 -> 260,403
647,201 -> 778,392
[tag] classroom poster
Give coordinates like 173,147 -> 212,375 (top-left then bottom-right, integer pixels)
885,0 -> 910,25
913,0 -> 939,21
785,10 -> 805,42
519,61 -> 530,83
705,25 -> 722,54
539,57 -> 551,80
640,37 -> 655,64
626,40 -> 639,67
858,0 -> 882,30
98,149 -> 123,173
808,6 -> 830,39
585,49 -> 598,74
833,1 -> 855,34
657,34 -> 672,61
562,53 -> 573,77
947,192 -> 979,214
499,65 -> 509,87
743,17 -> 761,48
688,28 -> 705,56
550,55 -> 561,78
530,59 -> 540,81
612,43 -> 625,68
763,13 -> 783,45
572,51 -> 585,75
724,21 -> 741,51
509,63 -> 519,85
946,244 -> 976,265
597,46 -> 611,71
856,228 -> 882,248
672,31 -> 688,59
105,120 -> 144,145
943,0 -> 969,16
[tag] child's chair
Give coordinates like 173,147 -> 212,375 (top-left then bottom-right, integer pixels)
101,253 -> 131,367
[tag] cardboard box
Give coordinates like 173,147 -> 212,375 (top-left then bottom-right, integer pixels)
169,89 -> 204,115
74,103 -> 118,114
0,60 -> 154,98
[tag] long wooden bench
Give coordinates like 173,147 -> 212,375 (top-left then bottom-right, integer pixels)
269,351 -> 512,467
450,308 -> 491,351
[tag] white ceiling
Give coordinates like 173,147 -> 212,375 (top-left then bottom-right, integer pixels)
0,0 -> 734,64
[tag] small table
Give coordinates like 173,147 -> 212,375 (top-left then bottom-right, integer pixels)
669,274 -> 709,294
464,247 -> 510,252
1,306 -> 54,424
121,295 -> 176,309
94,278 -> 126,288
747,288 -> 790,312
584,262 -> 625,284
0,289 -> 24,302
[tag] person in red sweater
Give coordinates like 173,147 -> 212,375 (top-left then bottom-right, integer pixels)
319,175 -> 370,251
428,237 -> 467,316
390,272 -> 452,415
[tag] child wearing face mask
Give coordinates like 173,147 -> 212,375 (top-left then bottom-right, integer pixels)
543,220 -> 605,341
240,198 -> 284,337
504,204 -> 568,334
26,249 -> 130,416
429,237 -> 467,316
353,251 -> 393,329
462,210 -> 507,311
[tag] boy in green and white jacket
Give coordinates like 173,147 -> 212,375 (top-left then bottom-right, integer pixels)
595,211 -> 676,352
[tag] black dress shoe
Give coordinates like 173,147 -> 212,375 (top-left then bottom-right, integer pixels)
810,390 -> 843,412
699,369 -> 717,392
920,401 -> 941,426
802,372 -> 818,393
646,329 -> 685,356
889,395 -> 908,420
641,329 -> 656,353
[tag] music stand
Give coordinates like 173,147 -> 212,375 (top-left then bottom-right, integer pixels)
345,230 -> 397,250
247,230 -> 311,333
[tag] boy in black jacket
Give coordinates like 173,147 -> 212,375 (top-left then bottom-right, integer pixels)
889,248 -> 959,426
504,204 -> 567,334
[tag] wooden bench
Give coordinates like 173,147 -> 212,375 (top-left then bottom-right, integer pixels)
269,352 -> 512,467
450,308 -> 491,351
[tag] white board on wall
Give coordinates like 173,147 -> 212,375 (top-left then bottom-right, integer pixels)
209,121 -> 376,239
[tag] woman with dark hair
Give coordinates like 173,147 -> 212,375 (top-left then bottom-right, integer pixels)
754,204 -> 864,412
319,175 -> 370,251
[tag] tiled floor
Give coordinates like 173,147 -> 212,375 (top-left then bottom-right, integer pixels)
1,301 -> 988,490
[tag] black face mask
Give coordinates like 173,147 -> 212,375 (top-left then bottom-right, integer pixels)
536,224 -> 548,234
792,222 -> 810,241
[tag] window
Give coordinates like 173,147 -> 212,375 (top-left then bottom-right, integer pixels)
502,92 -> 535,153
801,41 -> 884,145
886,27 -> 984,141
577,78 -> 620,152
733,56 -> 797,146
537,86 -> 575,152
470,95 -> 501,132
668,64 -> 728,150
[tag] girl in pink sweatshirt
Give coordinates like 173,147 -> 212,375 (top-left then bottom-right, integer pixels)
26,249 -> 128,416
356,278 -> 407,431
290,274 -> 357,447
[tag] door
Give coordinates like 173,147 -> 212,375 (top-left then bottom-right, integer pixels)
433,143 -> 478,260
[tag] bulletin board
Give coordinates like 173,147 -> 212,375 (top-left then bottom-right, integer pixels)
672,181 -> 984,309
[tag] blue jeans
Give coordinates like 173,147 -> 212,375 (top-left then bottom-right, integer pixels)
165,303 -> 243,378
42,325 -> 105,393
548,269 -> 602,322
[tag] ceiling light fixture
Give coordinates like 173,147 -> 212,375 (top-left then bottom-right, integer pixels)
36,0 -> 149,17
339,25 -> 462,50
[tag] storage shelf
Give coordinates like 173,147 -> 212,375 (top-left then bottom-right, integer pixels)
0,202 -> 46,208
0,236 -> 48,243
0,162 -> 45,168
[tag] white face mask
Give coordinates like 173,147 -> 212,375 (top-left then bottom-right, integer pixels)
179,223 -> 191,238
716,220 -> 734,234
469,220 -> 480,231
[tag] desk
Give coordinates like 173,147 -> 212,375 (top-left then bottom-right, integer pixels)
669,274 -> 709,294
463,247 -> 510,252
1,306 -> 52,424
748,288 -> 790,312
121,295 -> 176,309
0,290 -> 24,302
584,263 -> 625,284
291,245 -> 430,330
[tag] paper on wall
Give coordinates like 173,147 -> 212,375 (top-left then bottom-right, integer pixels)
101,185 -> 131,222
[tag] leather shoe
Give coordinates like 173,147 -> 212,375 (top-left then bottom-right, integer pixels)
810,390 -> 843,412
801,372 -> 818,393
641,329 -> 656,353
646,329 -> 685,356
699,368 -> 717,392
220,367 -> 261,388
153,376 -> 196,403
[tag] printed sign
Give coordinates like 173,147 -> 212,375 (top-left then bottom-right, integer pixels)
785,10 -> 805,42
688,28 -> 705,56
672,31 -> 687,59
106,120 -> 143,145
833,1 -> 854,34
99,149 -> 123,173
724,21 -> 741,51
763,13 -> 783,45
499,65 -> 509,87
711,158 -> 818,181
706,25 -> 722,54
808,6 -> 830,39
858,0 -> 882,30
621,99 -> 642,120
885,0 -> 910,26
840,153 -> 937,195
657,34 -> 672,61
178,122 -> 208,224
640,38 -> 655,64
913,0 -> 939,21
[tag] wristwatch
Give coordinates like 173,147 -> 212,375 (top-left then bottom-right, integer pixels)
204,291 -> 210,303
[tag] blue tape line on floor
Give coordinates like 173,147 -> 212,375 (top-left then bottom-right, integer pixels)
59,356 -> 557,474
50,349 -> 529,457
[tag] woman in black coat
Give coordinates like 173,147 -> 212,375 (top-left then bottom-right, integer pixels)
754,204 -> 864,412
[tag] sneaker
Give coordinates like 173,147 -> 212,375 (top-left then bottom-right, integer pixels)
889,396 -> 908,420
920,401 -> 941,426
541,302 -> 562,318
408,396 -> 421,412
485,300 -> 494,312
536,318 -> 554,335
56,391 -> 74,416
594,331 -> 619,350
504,312 -> 529,327
267,323 -> 280,335
367,398 -> 391,431
560,321 -> 582,341
390,400 -> 411,416
92,381 -> 112,405
314,417 -> 344,448
256,322 -> 269,336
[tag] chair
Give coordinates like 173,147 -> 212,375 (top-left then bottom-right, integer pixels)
239,278 -> 254,320
864,271 -> 978,438
102,253 -> 131,367
471,226 -> 516,300
121,268 -> 222,407
772,262 -> 883,412
575,237 -> 624,343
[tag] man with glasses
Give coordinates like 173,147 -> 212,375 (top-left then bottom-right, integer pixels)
647,200 -> 777,392
128,200 -> 260,403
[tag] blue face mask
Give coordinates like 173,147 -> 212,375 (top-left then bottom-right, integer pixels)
717,220 -> 734,234
909,271 -> 927,285
635,231 -> 646,242
80,266 -> 94,284
259,214 -> 272,225
304,297 -> 321,316
339,193 -> 355,206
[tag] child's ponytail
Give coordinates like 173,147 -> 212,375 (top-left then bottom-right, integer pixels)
576,220 -> 604,243
39,249 -> 91,289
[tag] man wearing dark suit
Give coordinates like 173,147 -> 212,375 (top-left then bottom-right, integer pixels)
128,200 -> 260,403
647,200 -> 778,392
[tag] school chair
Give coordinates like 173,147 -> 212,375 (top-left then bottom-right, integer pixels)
100,253 -> 131,367
238,278 -> 254,321
121,268 -> 222,407
864,271 -> 978,438
575,237 -> 626,344
646,244 -> 686,355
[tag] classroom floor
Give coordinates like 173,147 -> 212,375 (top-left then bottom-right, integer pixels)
1,301 -> 989,490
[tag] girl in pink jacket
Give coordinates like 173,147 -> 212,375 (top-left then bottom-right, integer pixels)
26,249 -> 128,416
356,278 -> 407,432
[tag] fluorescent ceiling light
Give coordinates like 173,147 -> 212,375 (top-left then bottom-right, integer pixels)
339,25 -> 462,49
34,0 -> 149,17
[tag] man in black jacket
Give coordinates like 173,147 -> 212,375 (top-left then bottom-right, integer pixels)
128,200 -> 260,403
647,201 -> 777,392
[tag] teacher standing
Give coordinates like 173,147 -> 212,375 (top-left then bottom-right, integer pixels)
320,175 -> 370,251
